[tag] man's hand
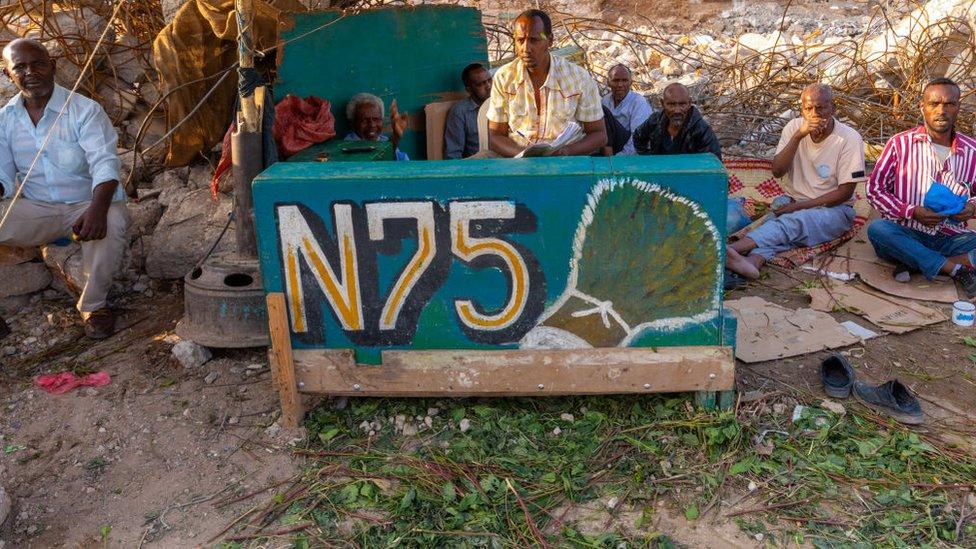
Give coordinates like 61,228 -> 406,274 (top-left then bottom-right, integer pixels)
772,197 -> 800,216
797,118 -> 829,139
952,202 -> 976,223
73,180 -> 118,241
72,203 -> 109,241
390,99 -> 408,148
912,205 -> 944,227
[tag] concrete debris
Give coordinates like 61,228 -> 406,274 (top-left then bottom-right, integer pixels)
186,165 -> 215,192
0,262 -> 52,299
0,246 -> 38,267
126,199 -> 165,240
41,243 -> 85,297
145,188 -> 235,279
171,340 -> 212,369
105,35 -> 152,87
556,0 -> 974,148
97,81 -> 140,123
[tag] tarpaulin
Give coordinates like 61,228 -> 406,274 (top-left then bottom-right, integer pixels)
152,0 -> 304,167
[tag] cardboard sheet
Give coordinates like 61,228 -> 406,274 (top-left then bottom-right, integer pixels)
726,296 -> 860,363
804,237 -> 960,303
804,280 -> 947,334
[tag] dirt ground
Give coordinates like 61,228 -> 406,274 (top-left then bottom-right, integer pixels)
2,255 -> 975,547
4,0 -> 971,546
0,294 -> 300,547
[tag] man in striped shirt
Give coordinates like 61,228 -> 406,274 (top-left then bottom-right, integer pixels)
866,78 -> 976,296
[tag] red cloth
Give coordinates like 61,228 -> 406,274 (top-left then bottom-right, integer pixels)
211,95 -> 336,198
35,371 -> 112,395
273,95 -> 336,158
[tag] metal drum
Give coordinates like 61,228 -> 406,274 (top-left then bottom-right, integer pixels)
176,253 -> 270,348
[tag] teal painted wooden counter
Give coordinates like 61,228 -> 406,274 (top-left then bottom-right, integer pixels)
287,140 -> 394,163
253,155 -> 734,364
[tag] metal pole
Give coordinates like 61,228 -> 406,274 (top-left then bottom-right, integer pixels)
233,0 -> 260,258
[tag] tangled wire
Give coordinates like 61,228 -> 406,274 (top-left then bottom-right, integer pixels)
2,0 -> 973,159
478,1 -> 976,150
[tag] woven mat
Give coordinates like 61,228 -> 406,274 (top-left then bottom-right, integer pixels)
725,157 -> 869,268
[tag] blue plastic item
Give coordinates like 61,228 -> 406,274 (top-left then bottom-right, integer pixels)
726,197 -> 751,234
923,182 -> 967,216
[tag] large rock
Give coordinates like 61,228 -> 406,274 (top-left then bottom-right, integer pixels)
0,245 -> 38,266
105,35 -> 151,86
186,164 -> 214,192
126,198 -> 164,240
145,189 -> 235,279
172,340 -> 212,368
97,80 -> 139,123
0,261 -> 51,298
42,243 -> 85,296
153,167 -> 189,190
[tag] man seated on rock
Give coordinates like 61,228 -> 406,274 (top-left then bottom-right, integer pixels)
726,84 -> 864,279
344,92 -> 409,161
0,39 -> 128,339
866,77 -> 976,296
601,64 -> 652,155
632,82 -> 722,159
445,63 -> 491,159
486,9 -> 607,157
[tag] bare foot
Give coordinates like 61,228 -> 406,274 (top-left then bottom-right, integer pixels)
726,248 -> 761,279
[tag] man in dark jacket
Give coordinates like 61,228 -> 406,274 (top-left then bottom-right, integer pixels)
633,83 -> 722,159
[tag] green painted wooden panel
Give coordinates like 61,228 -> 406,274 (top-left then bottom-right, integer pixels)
253,155 -> 734,364
276,6 -> 489,160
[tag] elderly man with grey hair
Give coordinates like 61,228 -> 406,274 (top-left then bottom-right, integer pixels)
343,92 -> 410,161
727,83 -> 866,280
0,38 -> 127,339
601,64 -> 652,155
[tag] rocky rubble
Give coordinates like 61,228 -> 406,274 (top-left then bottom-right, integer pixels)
546,0 -> 975,149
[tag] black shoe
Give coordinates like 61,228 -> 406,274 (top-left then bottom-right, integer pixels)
724,269 -> 748,291
853,379 -> 923,425
0,317 -> 9,341
952,267 -> 976,298
820,354 -> 855,398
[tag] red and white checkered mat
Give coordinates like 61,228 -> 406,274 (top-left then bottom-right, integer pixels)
724,157 -> 870,268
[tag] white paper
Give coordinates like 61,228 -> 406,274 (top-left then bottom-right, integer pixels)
514,122 -> 584,158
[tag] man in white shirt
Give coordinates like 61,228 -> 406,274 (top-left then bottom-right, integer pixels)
601,64 -> 652,155
0,39 -> 128,339
727,83 -> 865,279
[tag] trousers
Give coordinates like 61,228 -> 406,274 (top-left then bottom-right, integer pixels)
747,204 -> 854,259
867,219 -> 976,279
0,198 -> 129,313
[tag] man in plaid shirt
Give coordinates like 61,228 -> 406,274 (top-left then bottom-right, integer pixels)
486,9 -> 606,157
866,78 -> 976,297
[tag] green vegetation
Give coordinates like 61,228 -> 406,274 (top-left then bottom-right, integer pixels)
224,394 -> 976,547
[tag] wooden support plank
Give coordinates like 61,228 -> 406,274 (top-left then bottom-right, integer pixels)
292,346 -> 734,397
266,293 -> 304,428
